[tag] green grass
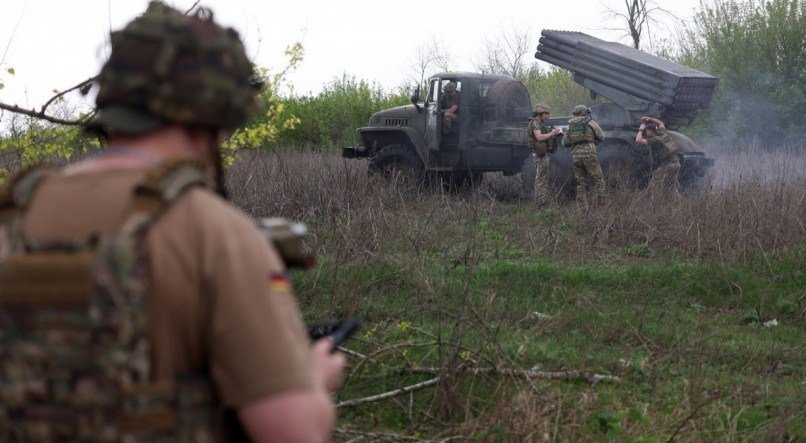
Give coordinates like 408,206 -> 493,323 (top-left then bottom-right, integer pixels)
296,238 -> 804,441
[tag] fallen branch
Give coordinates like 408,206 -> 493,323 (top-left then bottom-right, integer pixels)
407,366 -> 620,384
337,377 -> 440,408
334,427 -> 464,442
337,366 -> 619,409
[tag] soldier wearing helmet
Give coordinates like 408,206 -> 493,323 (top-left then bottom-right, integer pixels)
441,81 -> 460,134
636,116 -> 681,194
527,103 -> 562,207
0,2 -> 343,441
562,104 -> 606,202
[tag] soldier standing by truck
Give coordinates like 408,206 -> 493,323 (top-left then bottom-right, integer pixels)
636,116 -> 681,194
562,105 -> 606,202
528,103 -> 562,206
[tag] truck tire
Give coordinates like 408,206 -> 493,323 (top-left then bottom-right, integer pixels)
368,144 -> 425,190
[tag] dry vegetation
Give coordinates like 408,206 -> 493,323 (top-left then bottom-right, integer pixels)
227,145 -> 804,442
229,145 -> 805,263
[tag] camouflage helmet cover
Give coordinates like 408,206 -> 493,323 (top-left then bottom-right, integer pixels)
443,81 -> 457,93
532,103 -> 550,115
89,1 -> 259,135
572,105 -> 591,116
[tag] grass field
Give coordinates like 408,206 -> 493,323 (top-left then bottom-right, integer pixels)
229,145 -> 804,442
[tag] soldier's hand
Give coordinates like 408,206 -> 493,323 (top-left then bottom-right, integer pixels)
311,338 -> 346,392
550,128 -> 561,136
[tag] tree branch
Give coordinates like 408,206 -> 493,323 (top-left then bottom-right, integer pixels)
0,102 -> 90,126
1,4 -> 198,127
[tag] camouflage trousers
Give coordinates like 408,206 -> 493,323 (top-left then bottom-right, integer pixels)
649,160 -> 681,195
533,153 -> 550,206
442,112 -> 458,134
571,144 -> 604,202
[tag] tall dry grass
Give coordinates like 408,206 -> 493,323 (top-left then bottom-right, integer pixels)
227,145 -> 805,264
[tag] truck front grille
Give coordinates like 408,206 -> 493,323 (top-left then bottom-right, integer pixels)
384,118 -> 410,126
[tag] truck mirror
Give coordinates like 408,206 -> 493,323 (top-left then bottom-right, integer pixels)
410,85 -> 421,112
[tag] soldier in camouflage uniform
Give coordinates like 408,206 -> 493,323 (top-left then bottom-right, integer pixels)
528,103 -> 562,206
635,116 -> 680,194
441,81 -> 460,134
0,2 -> 344,442
562,105 -> 606,202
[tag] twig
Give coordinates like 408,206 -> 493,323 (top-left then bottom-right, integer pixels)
183,0 -> 201,15
665,395 -> 717,442
40,76 -> 96,113
337,376 -> 440,408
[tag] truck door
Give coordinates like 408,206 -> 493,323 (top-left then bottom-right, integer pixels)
425,78 -> 440,150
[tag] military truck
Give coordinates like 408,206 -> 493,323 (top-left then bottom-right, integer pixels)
343,30 -> 718,195
343,72 -> 535,189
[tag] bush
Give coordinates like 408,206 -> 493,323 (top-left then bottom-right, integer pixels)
682,0 -> 805,143
274,75 -> 410,149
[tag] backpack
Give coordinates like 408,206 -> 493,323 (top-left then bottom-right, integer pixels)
0,161 -> 226,442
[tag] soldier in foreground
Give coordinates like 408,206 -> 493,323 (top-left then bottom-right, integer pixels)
562,105 -> 606,202
636,116 -> 681,194
0,2 -> 344,442
528,103 -> 562,207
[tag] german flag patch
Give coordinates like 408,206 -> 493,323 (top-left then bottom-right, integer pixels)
269,273 -> 291,292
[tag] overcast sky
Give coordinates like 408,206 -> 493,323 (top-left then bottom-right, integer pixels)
0,0 -> 704,117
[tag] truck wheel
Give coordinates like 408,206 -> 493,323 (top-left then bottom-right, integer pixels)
368,144 -> 425,190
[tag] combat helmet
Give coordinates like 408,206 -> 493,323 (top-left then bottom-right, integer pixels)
532,103 -> 550,116
443,81 -> 457,93
87,1 -> 259,136
572,105 -> 591,116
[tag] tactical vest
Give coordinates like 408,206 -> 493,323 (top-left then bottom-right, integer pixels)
565,117 -> 596,145
0,161 -> 227,442
649,130 -> 679,166
528,119 -> 555,156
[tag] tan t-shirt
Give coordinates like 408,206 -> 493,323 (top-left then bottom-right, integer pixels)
20,167 -> 315,407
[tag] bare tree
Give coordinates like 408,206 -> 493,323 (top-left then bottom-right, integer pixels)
408,37 -> 452,88
601,0 -> 677,49
473,25 -> 534,80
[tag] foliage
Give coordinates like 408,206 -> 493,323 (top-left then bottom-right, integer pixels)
0,119 -> 99,184
682,0 -> 805,141
273,75 -> 410,149
523,66 -> 597,116
220,43 -> 305,165
0,67 -> 14,91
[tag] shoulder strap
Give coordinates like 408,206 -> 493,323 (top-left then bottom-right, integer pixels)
0,168 -> 51,252
0,167 -> 49,215
119,159 -> 213,239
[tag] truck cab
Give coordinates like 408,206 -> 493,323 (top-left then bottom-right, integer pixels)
343,72 -> 535,185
